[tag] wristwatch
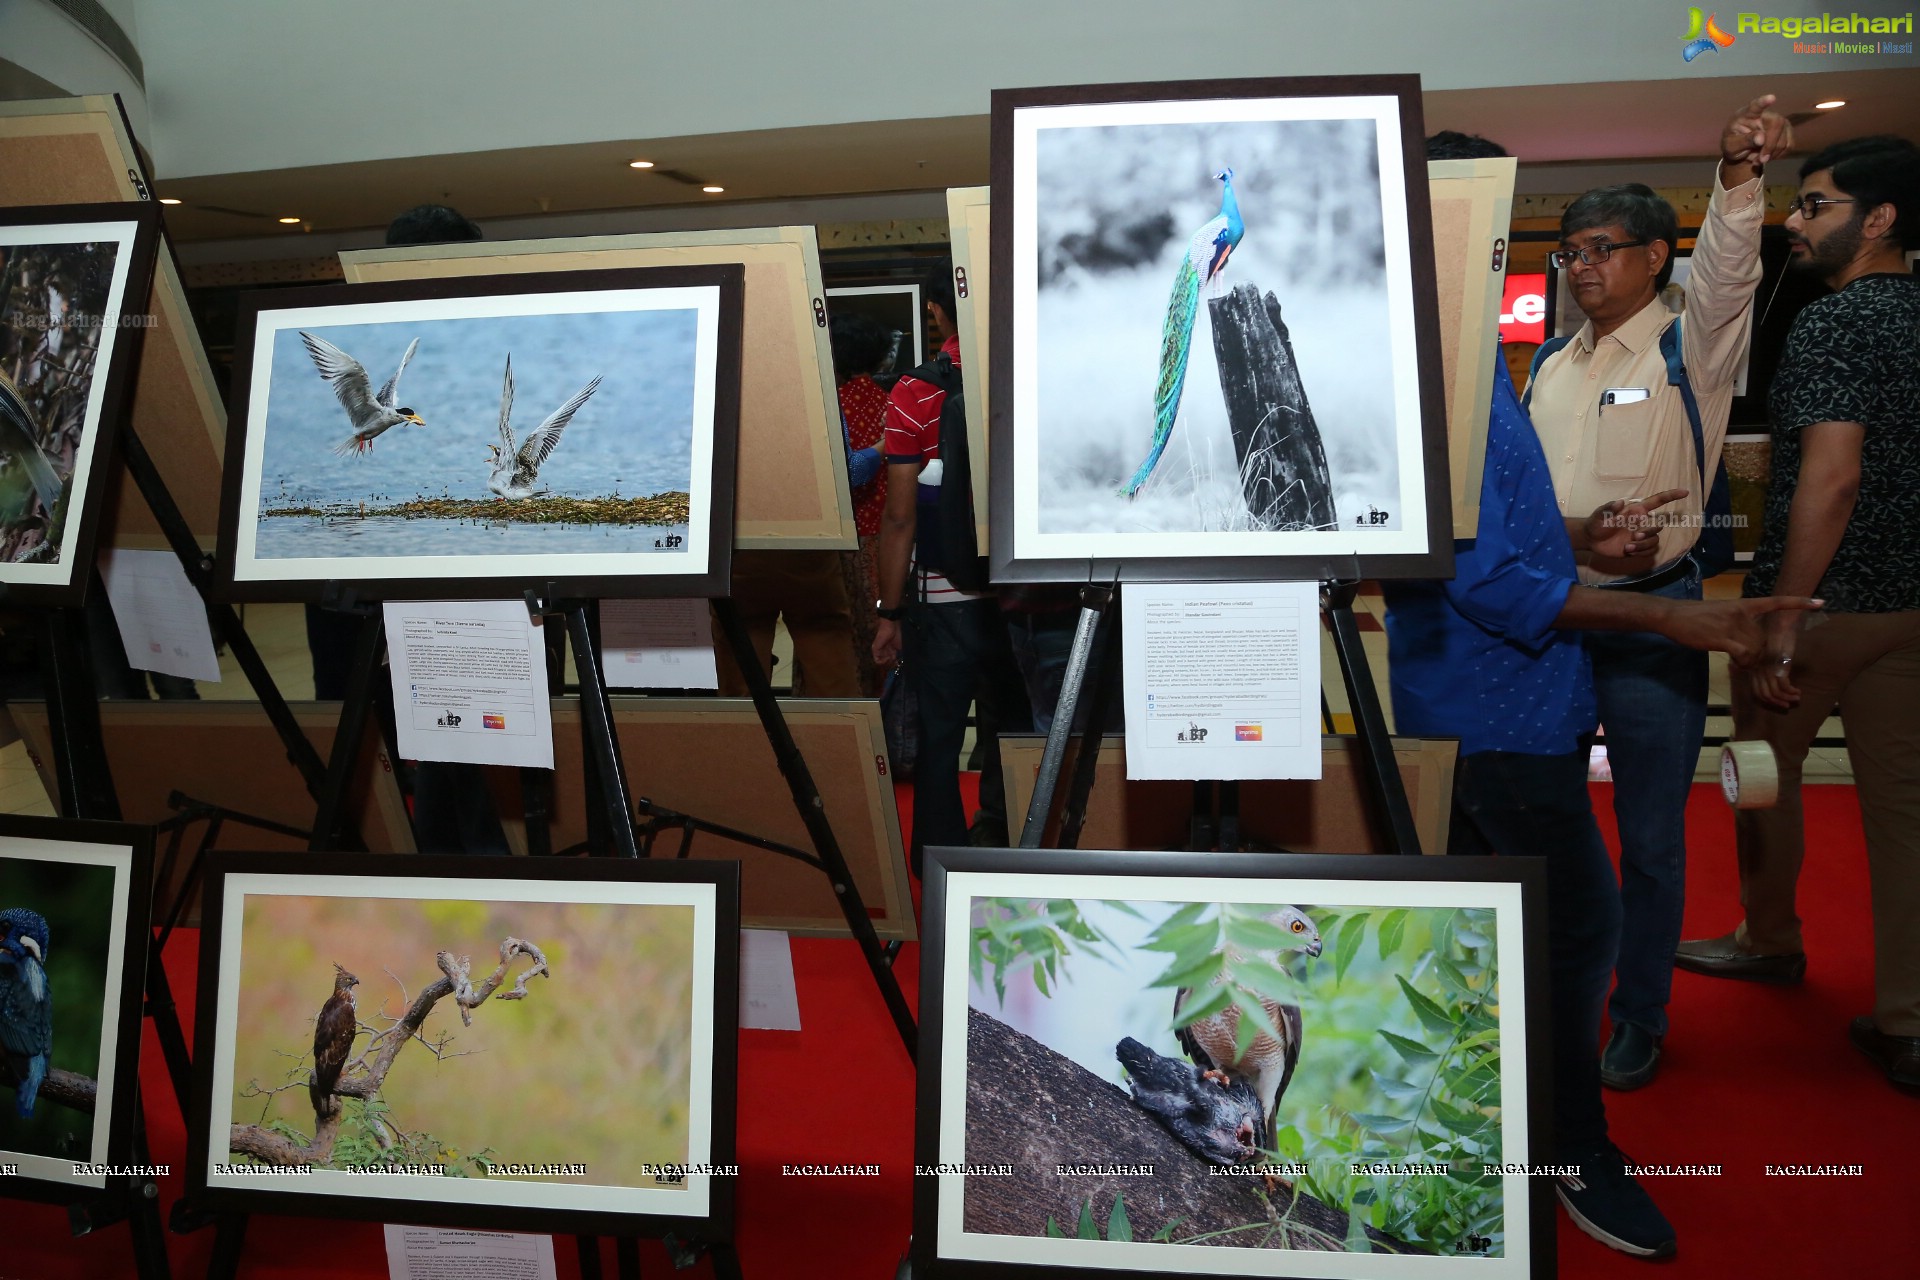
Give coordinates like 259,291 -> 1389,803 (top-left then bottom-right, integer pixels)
875,600 -> 906,621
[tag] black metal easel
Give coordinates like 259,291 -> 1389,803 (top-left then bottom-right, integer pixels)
1016,578 -> 1422,857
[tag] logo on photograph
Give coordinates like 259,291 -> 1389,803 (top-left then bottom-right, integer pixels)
483,714 -> 507,730
1175,722 -> 1209,743
1235,724 -> 1264,741
435,712 -> 462,728
1681,7 -> 1737,59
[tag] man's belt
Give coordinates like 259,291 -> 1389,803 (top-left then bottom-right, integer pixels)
1594,555 -> 1694,594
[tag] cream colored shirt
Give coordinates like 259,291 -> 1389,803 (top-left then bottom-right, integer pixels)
1528,173 -> 1764,583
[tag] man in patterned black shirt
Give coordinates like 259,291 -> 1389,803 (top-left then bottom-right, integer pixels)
1676,136 -> 1920,1091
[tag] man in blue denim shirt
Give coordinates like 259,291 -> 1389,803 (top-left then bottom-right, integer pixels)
1384,347 -> 1818,1260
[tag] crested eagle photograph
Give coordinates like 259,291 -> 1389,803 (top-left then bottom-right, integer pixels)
190,856 -> 738,1230
916,854 -> 1545,1279
995,79 -> 1446,582
219,267 -> 740,600
0,208 -> 157,605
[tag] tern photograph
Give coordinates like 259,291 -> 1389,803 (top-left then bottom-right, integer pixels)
913,849 -> 1549,1279
188,854 -> 739,1235
0,815 -> 151,1199
0,205 -> 159,605
992,78 -> 1449,583
218,266 -> 742,601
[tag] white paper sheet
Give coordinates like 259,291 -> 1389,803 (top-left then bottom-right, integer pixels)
98,549 -> 222,683
601,597 -> 719,690
1121,581 -> 1322,781
383,1225 -> 557,1280
739,928 -> 802,1031
385,600 -> 554,769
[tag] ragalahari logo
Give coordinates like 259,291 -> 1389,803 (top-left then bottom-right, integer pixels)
1683,7 -> 1738,59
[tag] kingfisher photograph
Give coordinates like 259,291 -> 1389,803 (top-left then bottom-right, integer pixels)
918,857 -> 1544,1278
0,208 -> 157,605
995,79 -> 1448,582
219,268 -> 741,601
198,874 -> 724,1220
0,819 -> 146,1194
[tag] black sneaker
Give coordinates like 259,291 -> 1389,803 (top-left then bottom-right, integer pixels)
1555,1145 -> 1677,1259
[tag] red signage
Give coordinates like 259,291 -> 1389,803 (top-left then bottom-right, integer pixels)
1500,272 -> 1547,344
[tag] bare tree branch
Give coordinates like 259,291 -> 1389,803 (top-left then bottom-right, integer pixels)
0,1064 -> 97,1115
227,935 -> 549,1167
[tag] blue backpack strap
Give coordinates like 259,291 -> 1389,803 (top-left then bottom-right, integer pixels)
1660,318 -> 1706,483
1660,316 -> 1737,577
1520,335 -> 1573,412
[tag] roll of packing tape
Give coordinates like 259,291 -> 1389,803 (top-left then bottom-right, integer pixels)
1721,741 -> 1779,809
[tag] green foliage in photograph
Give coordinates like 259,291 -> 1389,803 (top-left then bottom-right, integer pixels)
1044,1193 -> 1178,1243
968,897 -> 1133,1005
257,1098 -> 499,1176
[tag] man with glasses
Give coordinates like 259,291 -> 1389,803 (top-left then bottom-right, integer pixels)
1526,96 -> 1787,1094
1676,136 -> 1920,1093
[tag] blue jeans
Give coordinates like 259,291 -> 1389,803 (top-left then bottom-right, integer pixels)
1588,570 -> 1707,1039
1449,747 -> 1620,1157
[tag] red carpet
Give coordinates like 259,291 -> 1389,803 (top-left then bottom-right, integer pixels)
12,780 -> 1916,1277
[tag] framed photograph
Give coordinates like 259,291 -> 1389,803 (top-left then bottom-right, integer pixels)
186,853 -> 740,1238
217,266 -> 743,602
0,94 -> 229,553
826,284 -> 923,374
992,77 -> 1451,584
341,226 -> 853,550
0,202 -> 160,606
1546,247 -> 1750,395
913,847 -> 1550,1278
0,814 -> 153,1203
947,185 -> 994,554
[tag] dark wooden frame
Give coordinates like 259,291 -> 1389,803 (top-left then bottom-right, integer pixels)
987,76 -> 1454,584
184,852 -> 741,1240
215,265 -> 744,603
911,845 -> 1553,1279
0,813 -> 154,1204
0,202 -> 161,607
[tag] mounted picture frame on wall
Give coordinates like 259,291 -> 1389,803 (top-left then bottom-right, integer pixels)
990,76 -> 1452,584
0,202 -> 161,606
185,852 -> 741,1239
216,265 -> 743,602
0,814 -> 154,1205
912,846 -> 1550,1278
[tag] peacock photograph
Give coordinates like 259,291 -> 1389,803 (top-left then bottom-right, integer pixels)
0,237 -> 122,569
1009,91 -> 1439,573
0,852 -> 120,1166
955,894 -> 1513,1264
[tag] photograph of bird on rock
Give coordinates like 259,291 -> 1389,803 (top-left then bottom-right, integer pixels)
958,894 -> 1510,1259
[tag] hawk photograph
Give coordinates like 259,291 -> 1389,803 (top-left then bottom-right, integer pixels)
958,892 -> 1513,1263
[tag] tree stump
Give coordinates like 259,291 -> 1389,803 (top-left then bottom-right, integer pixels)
1208,283 -> 1338,532
959,1006 -> 1419,1253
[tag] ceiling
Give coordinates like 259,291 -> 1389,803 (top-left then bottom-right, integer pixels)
149,68 -> 1917,244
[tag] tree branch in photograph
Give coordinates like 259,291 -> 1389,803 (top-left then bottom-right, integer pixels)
0,1061 -> 96,1115
227,936 -> 549,1167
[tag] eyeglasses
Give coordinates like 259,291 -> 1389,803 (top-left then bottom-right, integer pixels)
1787,194 -> 1859,219
1550,240 -> 1650,269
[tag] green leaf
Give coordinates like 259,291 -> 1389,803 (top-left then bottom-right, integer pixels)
1272,1124 -> 1305,1162
1171,982 -> 1233,1030
1334,913 -> 1368,984
1150,1221 -> 1176,1243
1033,964 -> 1050,998
1230,960 -> 1307,1005
1345,1202 -> 1374,1254
1045,1216 -> 1065,1239
1457,925 -> 1492,951
1380,1029 -> 1440,1068
1144,902 -> 1210,943
1108,1194 -> 1133,1243
1395,975 -> 1459,1039
1146,950 -> 1226,991
1350,1112 -> 1415,1135
1106,901 -> 1148,921
1077,1198 -> 1097,1240
1370,1071 -> 1424,1104
1223,912 -> 1307,952
1377,908 -> 1409,960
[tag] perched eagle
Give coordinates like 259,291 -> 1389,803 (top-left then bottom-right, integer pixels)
0,907 -> 52,1118
310,964 -> 360,1118
1174,905 -> 1322,1158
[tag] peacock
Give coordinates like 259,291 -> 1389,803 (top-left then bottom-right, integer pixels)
1120,167 -> 1244,498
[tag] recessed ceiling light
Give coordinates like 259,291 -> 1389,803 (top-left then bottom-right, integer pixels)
278,216 -> 301,224
702,185 -> 725,194
1815,99 -> 1847,109
628,159 -> 655,169
158,197 -> 182,205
